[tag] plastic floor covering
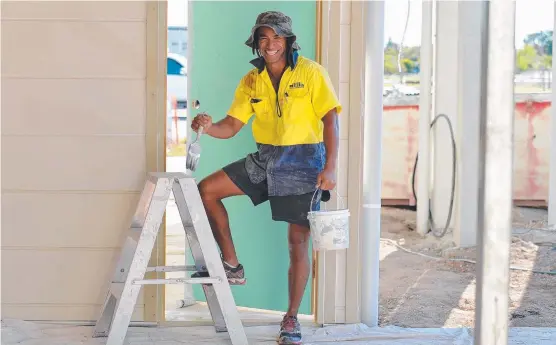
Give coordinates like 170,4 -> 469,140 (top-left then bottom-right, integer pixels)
2,319 -> 556,345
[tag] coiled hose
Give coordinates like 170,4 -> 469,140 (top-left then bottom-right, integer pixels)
411,114 -> 457,238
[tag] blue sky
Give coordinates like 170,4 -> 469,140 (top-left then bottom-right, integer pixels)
167,0 -> 554,48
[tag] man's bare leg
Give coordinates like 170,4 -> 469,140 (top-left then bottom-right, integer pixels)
278,223 -> 310,344
198,169 -> 244,266
286,223 -> 311,316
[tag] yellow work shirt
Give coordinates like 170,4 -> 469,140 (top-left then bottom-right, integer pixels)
227,55 -> 342,146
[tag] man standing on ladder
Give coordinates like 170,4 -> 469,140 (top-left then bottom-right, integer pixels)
190,11 -> 341,345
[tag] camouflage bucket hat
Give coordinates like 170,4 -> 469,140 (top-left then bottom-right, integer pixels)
245,11 -> 301,51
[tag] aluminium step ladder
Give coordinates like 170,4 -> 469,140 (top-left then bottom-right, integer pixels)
92,172 -> 248,345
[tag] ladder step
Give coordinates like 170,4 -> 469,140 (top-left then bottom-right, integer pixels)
132,277 -> 221,285
146,265 -> 197,273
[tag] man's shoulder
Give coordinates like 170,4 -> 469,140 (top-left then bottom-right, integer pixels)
237,68 -> 260,90
296,56 -> 328,77
297,56 -> 320,69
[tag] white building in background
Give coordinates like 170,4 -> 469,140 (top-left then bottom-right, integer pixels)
168,26 -> 187,56
166,24 -> 188,143
166,52 -> 188,143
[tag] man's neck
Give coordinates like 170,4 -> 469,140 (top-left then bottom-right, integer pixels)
266,60 -> 287,80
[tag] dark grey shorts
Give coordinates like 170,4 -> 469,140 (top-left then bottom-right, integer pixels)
222,158 -> 320,228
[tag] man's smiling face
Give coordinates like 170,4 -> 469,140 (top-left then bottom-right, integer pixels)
257,26 -> 287,64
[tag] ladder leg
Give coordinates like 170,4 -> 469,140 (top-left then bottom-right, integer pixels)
172,180 -> 227,332
201,285 -> 227,332
94,289 -> 118,337
94,175 -> 172,345
173,178 -> 248,345
93,236 -> 138,337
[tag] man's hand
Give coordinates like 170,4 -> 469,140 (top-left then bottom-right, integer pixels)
191,115 -> 244,139
316,166 -> 336,190
191,113 -> 212,133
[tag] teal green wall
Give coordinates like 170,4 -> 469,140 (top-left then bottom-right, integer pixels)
188,1 -> 317,314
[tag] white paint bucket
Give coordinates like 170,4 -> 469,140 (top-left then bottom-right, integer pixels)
307,189 -> 350,251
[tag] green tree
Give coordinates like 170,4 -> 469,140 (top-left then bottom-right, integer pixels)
402,58 -> 415,72
384,46 -> 399,74
516,44 -> 540,71
523,30 -> 553,56
543,54 -> 552,69
383,41 -> 421,74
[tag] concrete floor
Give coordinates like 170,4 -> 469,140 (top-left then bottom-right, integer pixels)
3,318 -> 555,345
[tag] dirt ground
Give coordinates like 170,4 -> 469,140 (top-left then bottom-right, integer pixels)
378,206 -> 556,328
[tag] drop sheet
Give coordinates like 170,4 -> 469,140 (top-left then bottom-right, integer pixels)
2,319 -> 555,345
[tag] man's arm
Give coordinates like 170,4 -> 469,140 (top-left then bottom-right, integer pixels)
205,115 -> 245,139
322,109 -> 339,171
195,72 -> 253,139
310,65 -> 342,190
316,108 -> 339,190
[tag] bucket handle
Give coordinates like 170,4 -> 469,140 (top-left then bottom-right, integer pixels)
309,188 -> 345,212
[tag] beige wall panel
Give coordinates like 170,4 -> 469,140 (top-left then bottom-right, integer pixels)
0,0 -> 162,323
2,192 -> 140,248
1,21 -> 146,79
337,139 -> 349,199
1,304 -> 144,322
339,25 -> 351,83
339,82 -> 350,140
1,79 -> 146,136
1,1 -> 147,21
344,0 -> 363,322
2,136 -> 146,191
2,249 -> 145,305
340,0 -> 351,24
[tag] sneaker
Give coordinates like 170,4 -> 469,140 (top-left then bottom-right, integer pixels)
278,315 -> 302,345
191,256 -> 246,285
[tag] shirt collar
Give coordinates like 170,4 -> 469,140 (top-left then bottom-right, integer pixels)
249,50 -> 299,73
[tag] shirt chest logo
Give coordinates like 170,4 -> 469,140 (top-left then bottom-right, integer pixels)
289,82 -> 305,89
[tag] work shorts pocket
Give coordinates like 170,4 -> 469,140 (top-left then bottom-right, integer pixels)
245,153 -> 267,184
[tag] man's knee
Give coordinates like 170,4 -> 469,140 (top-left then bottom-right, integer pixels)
198,170 -> 244,203
288,224 -> 311,262
198,177 -> 218,203
288,224 -> 310,244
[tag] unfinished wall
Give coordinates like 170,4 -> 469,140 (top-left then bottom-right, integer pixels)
1,1 -> 165,321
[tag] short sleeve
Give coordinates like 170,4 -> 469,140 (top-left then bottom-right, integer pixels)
227,75 -> 254,124
310,66 -> 342,119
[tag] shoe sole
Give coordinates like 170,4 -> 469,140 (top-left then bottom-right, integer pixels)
277,336 -> 302,345
228,278 -> 246,285
191,273 -> 246,286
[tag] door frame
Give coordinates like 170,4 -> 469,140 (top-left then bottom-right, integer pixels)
145,0 -> 345,326
144,0 -> 169,322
